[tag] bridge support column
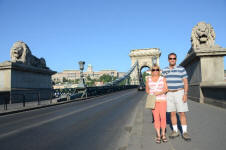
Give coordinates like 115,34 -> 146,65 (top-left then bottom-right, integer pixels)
129,48 -> 161,85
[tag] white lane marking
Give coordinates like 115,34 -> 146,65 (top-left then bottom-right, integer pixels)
0,91 -> 136,139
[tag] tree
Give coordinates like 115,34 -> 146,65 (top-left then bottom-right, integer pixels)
142,71 -> 149,84
74,79 -> 80,84
87,75 -> 92,81
62,77 -> 67,82
86,79 -> 97,87
99,74 -> 113,83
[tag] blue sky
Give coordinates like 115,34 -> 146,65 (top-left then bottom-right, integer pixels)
0,0 -> 226,72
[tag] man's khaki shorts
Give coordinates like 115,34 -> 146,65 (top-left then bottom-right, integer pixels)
166,90 -> 189,112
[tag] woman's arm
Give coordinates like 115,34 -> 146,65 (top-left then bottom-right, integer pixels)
163,77 -> 168,94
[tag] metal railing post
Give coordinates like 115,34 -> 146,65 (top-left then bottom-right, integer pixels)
23,94 -> 25,107
50,92 -> 53,104
38,92 -> 40,105
4,97 -> 7,110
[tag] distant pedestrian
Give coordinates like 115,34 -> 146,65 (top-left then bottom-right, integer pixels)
145,65 -> 168,144
162,53 -> 191,141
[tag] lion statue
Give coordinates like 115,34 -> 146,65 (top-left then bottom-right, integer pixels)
10,41 -> 48,69
191,22 -> 216,49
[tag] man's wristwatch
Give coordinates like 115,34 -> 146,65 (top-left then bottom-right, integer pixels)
184,92 -> 188,95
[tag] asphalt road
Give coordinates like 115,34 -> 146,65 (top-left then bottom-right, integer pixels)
0,89 -> 144,150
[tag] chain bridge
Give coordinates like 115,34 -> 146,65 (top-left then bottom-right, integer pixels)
0,22 -> 226,150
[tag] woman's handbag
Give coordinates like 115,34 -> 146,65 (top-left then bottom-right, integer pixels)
145,94 -> 156,109
145,77 -> 160,109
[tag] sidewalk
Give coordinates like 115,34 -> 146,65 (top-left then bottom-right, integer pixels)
128,95 -> 226,150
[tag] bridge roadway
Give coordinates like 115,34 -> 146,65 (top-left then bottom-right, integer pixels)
0,89 -> 226,150
0,89 -> 143,150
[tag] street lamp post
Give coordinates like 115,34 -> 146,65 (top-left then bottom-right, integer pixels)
78,61 -> 86,88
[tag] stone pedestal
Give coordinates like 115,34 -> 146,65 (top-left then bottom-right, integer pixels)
180,47 -> 226,103
0,61 -> 56,103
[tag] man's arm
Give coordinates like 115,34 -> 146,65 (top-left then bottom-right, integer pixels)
183,78 -> 188,102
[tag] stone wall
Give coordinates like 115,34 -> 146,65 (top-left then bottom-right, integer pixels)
201,83 -> 226,108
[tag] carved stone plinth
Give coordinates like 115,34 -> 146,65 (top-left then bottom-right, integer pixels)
181,47 -> 226,103
0,61 -> 56,103
180,22 -> 226,107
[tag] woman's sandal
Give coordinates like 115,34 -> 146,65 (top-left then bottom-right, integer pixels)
156,137 -> 161,144
161,135 -> 168,143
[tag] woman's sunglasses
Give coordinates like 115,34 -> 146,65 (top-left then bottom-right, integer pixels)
151,69 -> 160,72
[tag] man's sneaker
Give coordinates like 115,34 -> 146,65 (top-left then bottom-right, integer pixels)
169,131 -> 179,139
182,132 -> 191,141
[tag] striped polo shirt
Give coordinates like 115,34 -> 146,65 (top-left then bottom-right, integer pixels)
162,66 -> 188,90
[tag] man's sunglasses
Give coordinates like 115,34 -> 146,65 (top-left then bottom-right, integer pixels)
169,58 -> 176,60
152,69 -> 160,72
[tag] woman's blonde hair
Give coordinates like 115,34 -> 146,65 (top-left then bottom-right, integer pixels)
151,64 -> 161,76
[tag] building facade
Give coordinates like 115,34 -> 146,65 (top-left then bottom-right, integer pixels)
52,64 -> 126,83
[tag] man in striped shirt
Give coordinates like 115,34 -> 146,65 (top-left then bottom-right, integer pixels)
162,53 -> 191,141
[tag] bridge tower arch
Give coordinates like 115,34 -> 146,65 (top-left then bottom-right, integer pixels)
129,48 -> 161,85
